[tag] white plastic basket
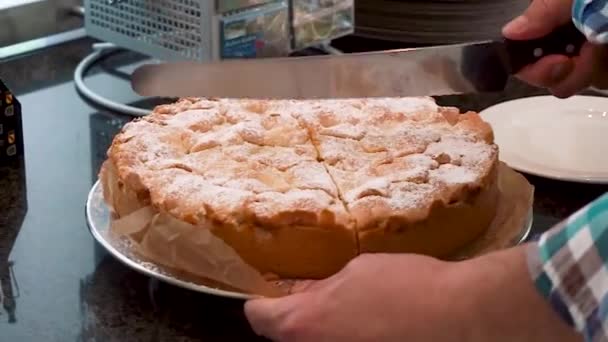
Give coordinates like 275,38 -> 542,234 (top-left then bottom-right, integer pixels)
85,0 -> 217,61
84,0 -> 354,62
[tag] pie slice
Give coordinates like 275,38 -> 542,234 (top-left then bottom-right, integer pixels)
306,98 -> 500,258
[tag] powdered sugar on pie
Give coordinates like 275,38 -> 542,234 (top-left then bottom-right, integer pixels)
102,97 -> 500,279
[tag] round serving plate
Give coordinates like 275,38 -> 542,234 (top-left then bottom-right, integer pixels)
86,180 -> 533,299
480,95 -> 608,184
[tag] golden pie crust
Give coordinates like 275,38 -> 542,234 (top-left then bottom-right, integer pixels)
100,97 -> 499,279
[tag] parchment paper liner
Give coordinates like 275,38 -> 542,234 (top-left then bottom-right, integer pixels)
108,162 -> 533,298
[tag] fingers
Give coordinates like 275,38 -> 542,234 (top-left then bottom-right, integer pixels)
245,293 -> 306,340
290,279 -> 331,293
502,0 -> 573,40
515,43 -> 597,97
290,280 -> 318,293
244,262 -> 353,340
550,43 -> 596,98
590,45 -> 608,90
502,0 -> 600,96
290,256 -> 359,294
515,54 -> 574,88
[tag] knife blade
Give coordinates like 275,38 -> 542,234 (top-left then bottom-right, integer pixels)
131,23 -> 586,99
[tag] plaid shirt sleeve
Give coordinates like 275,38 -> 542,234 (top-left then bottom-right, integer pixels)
573,0 -> 608,44
528,193 -> 608,342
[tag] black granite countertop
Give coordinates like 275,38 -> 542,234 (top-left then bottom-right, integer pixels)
1,37 -> 607,342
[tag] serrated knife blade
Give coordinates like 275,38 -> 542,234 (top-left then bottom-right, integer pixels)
131,24 -> 586,99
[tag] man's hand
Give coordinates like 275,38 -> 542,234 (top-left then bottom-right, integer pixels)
245,246 -> 582,342
502,0 -> 608,97
245,254 -> 461,342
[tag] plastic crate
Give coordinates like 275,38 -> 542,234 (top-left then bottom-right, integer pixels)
85,0 -> 217,61
85,0 -> 354,62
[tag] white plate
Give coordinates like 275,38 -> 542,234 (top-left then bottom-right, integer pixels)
480,95 -> 608,183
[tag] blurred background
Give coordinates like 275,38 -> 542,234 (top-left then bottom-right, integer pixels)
1,0 -> 82,51
1,0 -> 528,60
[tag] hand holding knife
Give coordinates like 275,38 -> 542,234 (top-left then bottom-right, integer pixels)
503,0 -> 608,98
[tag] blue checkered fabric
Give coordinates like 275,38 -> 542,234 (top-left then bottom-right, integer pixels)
573,0 -> 608,43
528,193 -> 608,342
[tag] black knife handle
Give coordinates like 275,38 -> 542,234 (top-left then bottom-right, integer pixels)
503,22 -> 587,74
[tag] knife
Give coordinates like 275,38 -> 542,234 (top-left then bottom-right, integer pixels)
131,23 -> 586,99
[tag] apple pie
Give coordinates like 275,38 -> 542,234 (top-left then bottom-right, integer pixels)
100,96 -> 499,279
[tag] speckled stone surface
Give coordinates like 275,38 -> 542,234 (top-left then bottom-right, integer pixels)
0,37 -> 607,341
0,159 -> 26,325
1,37 -> 147,95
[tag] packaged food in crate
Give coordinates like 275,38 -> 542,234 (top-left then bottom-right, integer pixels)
85,0 -> 291,61
219,1 -> 291,59
292,0 -> 354,50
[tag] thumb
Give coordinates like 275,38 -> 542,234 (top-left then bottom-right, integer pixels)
244,293 -> 307,339
503,0 -> 573,40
